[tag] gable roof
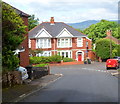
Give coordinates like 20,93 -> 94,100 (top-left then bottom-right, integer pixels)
29,22 -> 86,38
4,2 -> 29,17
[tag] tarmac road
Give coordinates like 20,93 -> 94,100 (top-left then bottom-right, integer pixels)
19,62 -> 118,103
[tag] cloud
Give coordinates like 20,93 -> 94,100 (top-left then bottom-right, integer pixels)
3,0 -> 119,23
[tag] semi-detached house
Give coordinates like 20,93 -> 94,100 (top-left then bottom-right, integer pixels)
29,17 -> 93,61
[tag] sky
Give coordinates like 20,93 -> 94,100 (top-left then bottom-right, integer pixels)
3,0 -> 119,23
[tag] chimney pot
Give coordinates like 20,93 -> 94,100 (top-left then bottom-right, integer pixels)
50,17 -> 54,24
106,30 -> 112,36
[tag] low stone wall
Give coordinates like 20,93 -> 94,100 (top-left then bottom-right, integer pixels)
2,71 -> 23,88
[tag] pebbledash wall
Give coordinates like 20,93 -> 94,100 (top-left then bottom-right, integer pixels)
29,17 -> 94,61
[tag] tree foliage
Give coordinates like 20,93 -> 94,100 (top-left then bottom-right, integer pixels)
28,15 -> 39,31
2,2 -> 27,70
83,20 -> 119,43
95,39 -> 118,59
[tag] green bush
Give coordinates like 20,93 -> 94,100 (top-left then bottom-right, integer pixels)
30,55 -> 62,64
62,57 -> 74,62
33,63 -> 48,67
49,55 -> 62,63
40,56 -> 51,63
2,52 -> 19,71
30,56 -> 42,64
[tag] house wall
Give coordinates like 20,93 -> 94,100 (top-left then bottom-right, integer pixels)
31,39 -> 36,50
30,37 -> 92,61
19,17 -> 29,67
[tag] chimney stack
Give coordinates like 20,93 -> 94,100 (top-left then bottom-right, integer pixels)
50,17 -> 55,25
106,30 -> 112,36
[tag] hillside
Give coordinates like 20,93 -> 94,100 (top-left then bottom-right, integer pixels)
67,20 -> 117,30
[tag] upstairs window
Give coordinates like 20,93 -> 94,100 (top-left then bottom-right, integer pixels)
77,38 -> 83,47
57,38 -> 72,48
36,38 -> 51,48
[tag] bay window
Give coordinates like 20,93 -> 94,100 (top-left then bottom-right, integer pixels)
36,38 -> 51,48
36,51 -> 51,57
57,38 -> 72,47
58,51 -> 72,58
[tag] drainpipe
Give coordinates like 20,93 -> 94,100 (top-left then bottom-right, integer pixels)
54,38 -> 56,55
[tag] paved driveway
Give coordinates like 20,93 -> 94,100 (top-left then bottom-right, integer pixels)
20,62 -> 118,102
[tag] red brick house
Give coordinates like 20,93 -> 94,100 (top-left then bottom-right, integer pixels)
11,5 -> 30,67
29,17 -> 93,61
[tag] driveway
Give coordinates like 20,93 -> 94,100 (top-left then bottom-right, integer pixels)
20,62 -> 118,102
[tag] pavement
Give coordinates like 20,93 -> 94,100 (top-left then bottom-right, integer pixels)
2,74 -> 62,103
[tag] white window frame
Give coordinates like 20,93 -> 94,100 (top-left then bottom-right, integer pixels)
29,39 -> 31,48
58,50 -> 72,58
77,38 -> 83,47
36,38 -> 51,48
57,38 -> 72,48
36,51 -> 51,57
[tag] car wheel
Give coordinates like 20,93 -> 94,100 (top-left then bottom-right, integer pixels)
115,66 -> 118,69
106,67 -> 109,70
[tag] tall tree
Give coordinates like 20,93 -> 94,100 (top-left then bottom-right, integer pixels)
28,15 -> 39,31
95,39 -> 117,59
83,20 -> 119,43
2,2 -> 27,70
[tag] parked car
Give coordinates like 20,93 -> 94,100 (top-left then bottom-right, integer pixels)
106,59 -> 119,70
113,56 -> 120,63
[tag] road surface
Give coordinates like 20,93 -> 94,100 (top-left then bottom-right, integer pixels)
20,62 -> 118,102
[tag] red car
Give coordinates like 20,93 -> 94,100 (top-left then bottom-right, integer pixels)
106,59 -> 119,70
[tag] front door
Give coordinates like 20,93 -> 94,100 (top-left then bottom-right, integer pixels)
78,52 -> 82,61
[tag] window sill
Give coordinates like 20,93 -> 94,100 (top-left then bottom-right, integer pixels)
57,46 -> 72,48
36,47 -> 51,49
77,46 -> 83,47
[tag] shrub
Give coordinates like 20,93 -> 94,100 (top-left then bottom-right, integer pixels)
30,56 -> 42,64
33,63 -> 48,67
40,56 -> 51,63
62,57 -> 74,62
30,55 -> 62,64
30,56 -> 51,64
2,52 -> 19,71
49,55 -> 62,63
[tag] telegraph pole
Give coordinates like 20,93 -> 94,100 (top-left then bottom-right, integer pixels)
109,30 -> 112,59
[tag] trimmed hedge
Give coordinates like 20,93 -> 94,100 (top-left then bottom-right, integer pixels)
62,57 -> 74,62
30,55 -> 62,64
49,55 -> 62,63
33,63 -> 48,67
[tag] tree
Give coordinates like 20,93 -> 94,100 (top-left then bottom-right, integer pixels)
2,2 -> 27,70
28,15 -> 39,31
76,28 -> 83,33
95,39 -> 117,59
83,20 -> 119,43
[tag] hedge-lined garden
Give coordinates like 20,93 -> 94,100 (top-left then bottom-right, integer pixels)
30,55 -> 74,65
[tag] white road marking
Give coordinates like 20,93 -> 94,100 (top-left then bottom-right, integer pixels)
19,94 -> 26,98
82,68 -> 108,73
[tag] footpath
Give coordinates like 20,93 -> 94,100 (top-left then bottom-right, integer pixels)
2,74 -> 62,103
